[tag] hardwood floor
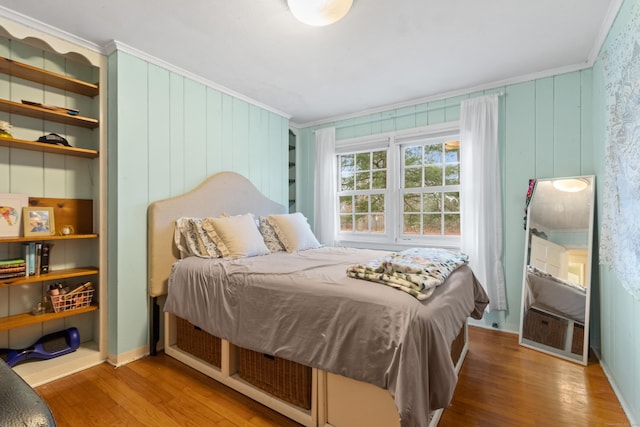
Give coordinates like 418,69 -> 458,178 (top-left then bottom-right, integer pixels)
35,327 -> 630,426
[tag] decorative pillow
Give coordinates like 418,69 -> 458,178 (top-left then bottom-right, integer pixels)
201,214 -> 270,259
174,217 -> 221,258
267,213 -> 321,252
259,216 -> 285,252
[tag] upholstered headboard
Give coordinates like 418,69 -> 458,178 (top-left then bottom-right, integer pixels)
147,171 -> 286,298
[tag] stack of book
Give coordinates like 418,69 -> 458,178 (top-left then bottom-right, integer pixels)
0,259 -> 27,280
20,242 -> 51,277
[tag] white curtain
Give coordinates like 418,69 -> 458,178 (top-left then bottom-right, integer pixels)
460,94 -> 506,311
314,127 -> 337,246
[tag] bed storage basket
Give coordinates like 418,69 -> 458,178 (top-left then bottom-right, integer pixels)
238,347 -> 312,409
176,317 -> 222,368
522,308 -> 567,350
571,323 -> 585,355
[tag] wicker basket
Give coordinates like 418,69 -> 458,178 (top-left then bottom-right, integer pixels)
238,348 -> 312,409
571,323 -> 585,355
51,288 -> 94,313
522,308 -> 567,350
176,317 -> 222,368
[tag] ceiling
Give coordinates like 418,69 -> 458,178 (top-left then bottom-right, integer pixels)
0,0 -> 616,125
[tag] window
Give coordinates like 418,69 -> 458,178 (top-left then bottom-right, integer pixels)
338,150 -> 387,234
335,125 -> 460,248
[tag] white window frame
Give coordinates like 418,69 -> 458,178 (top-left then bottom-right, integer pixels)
335,122 -> 460,250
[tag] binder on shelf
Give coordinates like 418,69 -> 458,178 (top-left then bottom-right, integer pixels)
40,243 -> 50,274
34,243 -> 42,276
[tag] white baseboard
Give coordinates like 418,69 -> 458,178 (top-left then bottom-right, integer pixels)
598,359 -> 638,426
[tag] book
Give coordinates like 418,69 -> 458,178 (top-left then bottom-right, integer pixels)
0,258 -> 26,267
0,265 -> 26,274
34,243 -> 42,276
28,242 -> 36,276
0,271 -> 26,279
21,243 -> 30,277
40,243 -> 51,274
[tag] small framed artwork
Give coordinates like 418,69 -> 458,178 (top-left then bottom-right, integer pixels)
0,193 -> 28,237
23,207 -> 56,237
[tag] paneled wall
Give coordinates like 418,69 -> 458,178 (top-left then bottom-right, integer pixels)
107,50 -> 289,357
592,0 -> 640,422
297,70 -> 594,335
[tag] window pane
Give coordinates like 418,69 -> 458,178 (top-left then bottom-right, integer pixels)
371,194 -> 385,212
372,170 -> 386,189
372,150 -> 386,169
355,195 -> 369,213
404,146 -> 422,166
371,214 -> 384,233
424,144 -> 442,164
404,193 -> 421,212
444,214 -> 460,235
405,167 -> 422,188
356,152 -> 370,171
444,192 -> 460,212
340,215 -> 353,231
403,214 -> 421,234
445,140 -> 460,162
356,171 -> 371,190
445,164 -> 460,185
423,165 -> 442,186
423,214 -> 441,235
355,214 -> 369,232
340,196 -> 353,213
423,192 -> 442,212
341,155 -> 354,172
341,172 -> 354,191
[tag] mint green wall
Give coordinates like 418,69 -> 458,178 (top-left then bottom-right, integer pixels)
107,51 -> 289,356
592,0 -> 640,422
298,71 -> 594,335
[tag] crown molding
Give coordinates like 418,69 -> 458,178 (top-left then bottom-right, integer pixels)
587,0 -> 624,65
107,40 -> 292,120
0,6 -> 103,62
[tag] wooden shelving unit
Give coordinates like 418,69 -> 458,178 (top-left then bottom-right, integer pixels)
0,304 -> 98,332
0,57 -> 99,97
0,37 -> 105,385
0,98 -> 98,129
0,267 -> 99,287
0,135 -> 98,158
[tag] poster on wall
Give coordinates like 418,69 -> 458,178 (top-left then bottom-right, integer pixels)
600,1 -> 640,300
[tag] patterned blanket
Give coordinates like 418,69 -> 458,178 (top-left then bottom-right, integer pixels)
346,247 -> 469,300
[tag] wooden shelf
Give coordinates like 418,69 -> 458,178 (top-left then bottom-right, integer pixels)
0,136 -> 98,158
0,57 -> 99,97
0,233 -> 98,244
0,99 -> 99,129
0,303 -> 98,331
0,267 -> 99,287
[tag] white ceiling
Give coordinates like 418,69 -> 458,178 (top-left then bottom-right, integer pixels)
0,0 -> 617,125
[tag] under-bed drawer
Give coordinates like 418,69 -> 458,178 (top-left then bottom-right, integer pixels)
522,308 -> 567,350
238,347 -> 312,410
176,317 -> 222,368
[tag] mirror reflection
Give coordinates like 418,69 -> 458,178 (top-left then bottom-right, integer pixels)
519,176 -> 595,365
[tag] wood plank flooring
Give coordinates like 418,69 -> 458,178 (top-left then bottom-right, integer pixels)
35,326 -> 630,426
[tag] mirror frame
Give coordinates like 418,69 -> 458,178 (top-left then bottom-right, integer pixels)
518,175 -> 595,365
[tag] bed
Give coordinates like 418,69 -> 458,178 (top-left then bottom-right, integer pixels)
147,172 -> 489,427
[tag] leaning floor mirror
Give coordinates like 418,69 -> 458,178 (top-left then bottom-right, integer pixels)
519,176 -> 595,365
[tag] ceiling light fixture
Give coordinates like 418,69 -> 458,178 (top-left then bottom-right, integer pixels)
553,178 -> 588,193
288,0 -> 353,26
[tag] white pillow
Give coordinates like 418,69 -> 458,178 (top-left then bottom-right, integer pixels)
202,214 -> 270,259
267,213 -> 321,252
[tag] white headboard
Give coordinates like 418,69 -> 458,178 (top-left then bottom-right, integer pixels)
147,172 -> 286,297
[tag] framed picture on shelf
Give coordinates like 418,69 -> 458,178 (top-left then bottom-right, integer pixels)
23,207 -> 55,237
0,193 -> 28,237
